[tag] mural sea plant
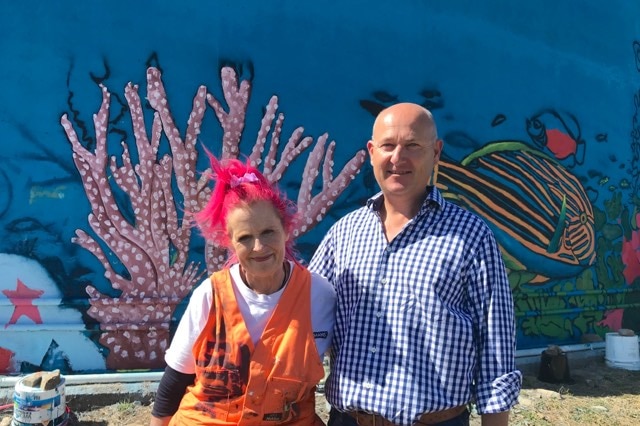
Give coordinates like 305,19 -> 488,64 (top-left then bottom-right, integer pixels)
60,66 -> 366,369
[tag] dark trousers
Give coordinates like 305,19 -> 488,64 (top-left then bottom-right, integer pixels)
327,408 -> 470,426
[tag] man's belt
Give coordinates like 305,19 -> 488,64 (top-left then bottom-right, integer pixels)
346,405 -> 467,426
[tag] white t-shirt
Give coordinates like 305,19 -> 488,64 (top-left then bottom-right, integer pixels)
165,262 -> 336,374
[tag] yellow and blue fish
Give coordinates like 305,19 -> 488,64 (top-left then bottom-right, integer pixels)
435,141 -> 595,283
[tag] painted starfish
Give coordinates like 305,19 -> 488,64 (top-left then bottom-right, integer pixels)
3,278 -> 44,328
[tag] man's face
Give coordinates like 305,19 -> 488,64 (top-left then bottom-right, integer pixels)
367,108 -> 442,201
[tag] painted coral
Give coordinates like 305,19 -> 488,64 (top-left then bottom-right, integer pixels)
60,66 -> 365,369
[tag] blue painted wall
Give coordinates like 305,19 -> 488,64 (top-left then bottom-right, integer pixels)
1,1 -> 639,373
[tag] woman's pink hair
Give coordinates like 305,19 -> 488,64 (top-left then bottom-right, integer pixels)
194,153 -> 299,264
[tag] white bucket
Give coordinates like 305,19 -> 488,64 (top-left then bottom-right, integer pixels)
11,372 -> 69,426
605,332 -> 640,371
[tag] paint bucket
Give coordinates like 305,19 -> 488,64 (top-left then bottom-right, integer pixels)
11,372 -> 69,426
605,331 -> 640,371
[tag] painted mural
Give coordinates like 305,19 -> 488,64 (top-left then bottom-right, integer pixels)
59,64 -> 365,369
1,1 -> 639,373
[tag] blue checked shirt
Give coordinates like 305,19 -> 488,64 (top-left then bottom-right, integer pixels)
309,187 -> 521,426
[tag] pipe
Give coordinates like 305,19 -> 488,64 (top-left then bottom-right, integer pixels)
0,324 -> 91,331
518,287 -> 640,298
0,371 -> 163,388
516,302 -> 640,317
515,342 -> 606,358
1,324 -> 169,331
515,335 -> 640,358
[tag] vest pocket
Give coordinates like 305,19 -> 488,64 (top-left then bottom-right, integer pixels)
199,366 -> 246,401
264,377 -> 314,423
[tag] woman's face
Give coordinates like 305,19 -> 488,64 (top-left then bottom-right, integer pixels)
226,200 -> 288,284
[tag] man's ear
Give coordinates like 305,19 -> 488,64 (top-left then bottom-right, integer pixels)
366,140 -> 375,163
434,139 -> 444,161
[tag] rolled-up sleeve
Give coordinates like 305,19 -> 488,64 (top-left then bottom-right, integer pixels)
468,231 -> 522,413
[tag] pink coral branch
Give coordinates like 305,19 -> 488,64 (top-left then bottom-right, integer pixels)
205,67 -> 251,159
295,136 -> 367,236
266,129 -> 313,183
61,71 -> 211,368
249,96 -> 279,167
146,67 -> 204,212
62,85 -> 150,291
73,230 -> 125,291
262,112 -> 285,176
204,242 -> 229,276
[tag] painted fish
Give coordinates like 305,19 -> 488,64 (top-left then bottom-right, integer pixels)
435,141 -> 595,283
373,91 -> 399,103
359,100 -> 386,117
526,110 -> 586,166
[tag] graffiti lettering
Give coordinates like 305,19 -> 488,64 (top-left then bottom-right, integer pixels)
29,186 -> 66,205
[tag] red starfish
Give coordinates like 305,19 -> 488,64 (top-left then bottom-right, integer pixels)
2,278 -> 44,328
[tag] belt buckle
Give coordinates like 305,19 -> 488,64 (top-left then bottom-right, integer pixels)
370,412 -> 379,426
366,412 -> 377,426
370,412 -> 387,426
355,411 -> 378,426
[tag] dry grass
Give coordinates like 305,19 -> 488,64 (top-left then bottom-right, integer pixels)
479,359 -> 640,426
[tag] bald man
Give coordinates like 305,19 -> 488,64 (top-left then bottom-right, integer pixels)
310,103 -> 521,426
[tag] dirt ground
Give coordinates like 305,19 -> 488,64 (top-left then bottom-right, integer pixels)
1,359 -> 639,426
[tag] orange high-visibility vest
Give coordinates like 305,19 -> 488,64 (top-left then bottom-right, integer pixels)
170,264 -> 325,425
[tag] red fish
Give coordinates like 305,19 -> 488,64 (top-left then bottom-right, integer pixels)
526,110 -> 586,166
546,128 -> 579,159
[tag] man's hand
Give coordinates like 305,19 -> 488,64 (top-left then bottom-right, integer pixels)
481,411 -> 509,426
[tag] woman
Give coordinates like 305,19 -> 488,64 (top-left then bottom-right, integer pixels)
150,157 -> 335,425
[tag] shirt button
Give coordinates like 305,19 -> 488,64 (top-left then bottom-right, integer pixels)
376,311 -> 383,318
380,278 -> 388,285
370,346 -> 377,353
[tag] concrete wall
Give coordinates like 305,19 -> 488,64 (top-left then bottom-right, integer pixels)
1,1 -> 639,373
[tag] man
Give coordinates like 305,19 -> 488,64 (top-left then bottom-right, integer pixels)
309,103 -> 521,426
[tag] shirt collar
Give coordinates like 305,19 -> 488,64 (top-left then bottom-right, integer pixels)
366,186 -> 444,214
